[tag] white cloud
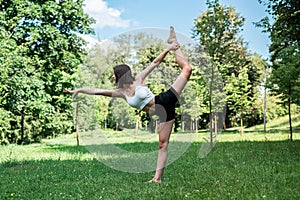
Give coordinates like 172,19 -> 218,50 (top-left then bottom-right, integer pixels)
83,0 -> 131,29
77,33 -> 116,51
77,33 -> 100,49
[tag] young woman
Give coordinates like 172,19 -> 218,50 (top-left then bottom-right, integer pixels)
64,26 -> 192,183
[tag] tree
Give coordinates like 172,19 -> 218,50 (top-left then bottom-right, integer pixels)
193,0 -> 248,72
0,0 -> 94,143
256,0 -> 300,140
192,0 -> 259,129
225,66 -> 252,135
188,45 -> 226,145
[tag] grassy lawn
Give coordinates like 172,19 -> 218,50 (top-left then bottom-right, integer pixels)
0,131 -> 299,199
247,114 -> 300,132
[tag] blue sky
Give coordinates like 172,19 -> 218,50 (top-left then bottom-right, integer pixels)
83,0 -> 270,59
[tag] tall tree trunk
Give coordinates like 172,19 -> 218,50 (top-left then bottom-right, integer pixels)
75,102 -> 80,146
214,114 -> 218,136
223,105 -> 227,130
209,113 -> 213,148
288,97 -> 293,141
135,117 -> 139,133
209,65 -> 214,147
240,114 -> 243,136
195,118 -> 198,134
20,106 -> 25,144
263,65 -> 267,132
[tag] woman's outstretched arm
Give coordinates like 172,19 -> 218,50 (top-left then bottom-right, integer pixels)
63,88 -> 124,99
135,42 -> 179,84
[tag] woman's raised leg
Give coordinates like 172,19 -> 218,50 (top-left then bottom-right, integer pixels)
168,26 -> 192,95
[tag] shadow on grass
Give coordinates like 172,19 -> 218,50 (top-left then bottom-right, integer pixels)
1,140 -> 299,199
42,143 -> 91,154
40,140 -> 194,173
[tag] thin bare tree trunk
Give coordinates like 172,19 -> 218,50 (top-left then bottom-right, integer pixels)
288,97 -> 293,141
240,114 -> 243,136
75,102 -> 80,146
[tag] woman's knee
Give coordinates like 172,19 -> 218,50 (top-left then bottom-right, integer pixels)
158,139 -> 169,149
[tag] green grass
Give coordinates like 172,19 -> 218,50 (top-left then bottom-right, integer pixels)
248,113 -> 300,131
1,131 -> 299,199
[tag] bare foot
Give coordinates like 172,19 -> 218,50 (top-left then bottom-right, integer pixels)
146,179 -> 161,184
167,26 -> 177,44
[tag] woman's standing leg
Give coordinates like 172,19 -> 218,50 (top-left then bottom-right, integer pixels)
151,120 -> 174,182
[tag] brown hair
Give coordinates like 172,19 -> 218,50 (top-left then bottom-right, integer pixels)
113,64 -> 135,88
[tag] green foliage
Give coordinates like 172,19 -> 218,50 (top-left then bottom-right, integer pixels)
193,0 -> 247,70
0,0 -> 94,143
257,0 -> 300,140
0,108 -> 11,145
270,46 -> 300,105
192,0 -> 263,128
225,67 -> 252,132
226,67 -> 251,113
257,0 -> 300,105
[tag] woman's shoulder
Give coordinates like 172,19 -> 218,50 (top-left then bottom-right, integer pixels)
113,88 -> 126,98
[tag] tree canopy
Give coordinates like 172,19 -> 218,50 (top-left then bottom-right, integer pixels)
0,0 -> 94,144
256,0 -> 300,140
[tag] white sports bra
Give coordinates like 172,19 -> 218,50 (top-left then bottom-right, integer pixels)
125,85 -> 155,110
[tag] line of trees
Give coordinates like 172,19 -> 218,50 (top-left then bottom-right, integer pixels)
76,0 -> 299,136
0,0 -> 299,144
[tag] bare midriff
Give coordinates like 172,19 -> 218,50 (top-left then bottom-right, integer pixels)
142,98 -> 155,114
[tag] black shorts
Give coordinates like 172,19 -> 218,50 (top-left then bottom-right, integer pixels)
153,87 -> 179,122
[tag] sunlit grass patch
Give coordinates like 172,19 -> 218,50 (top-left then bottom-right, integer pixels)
249,113 -> 300,131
